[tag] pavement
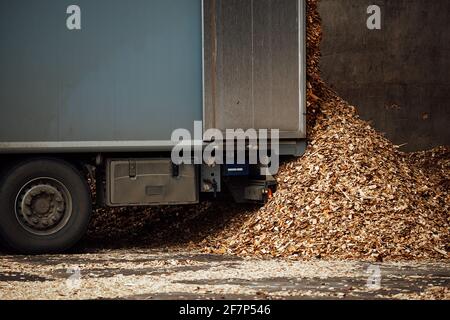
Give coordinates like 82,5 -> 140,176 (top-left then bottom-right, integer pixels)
0,247 -> 448,300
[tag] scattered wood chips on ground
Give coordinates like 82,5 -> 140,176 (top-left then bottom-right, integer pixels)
88,0 -> 449,262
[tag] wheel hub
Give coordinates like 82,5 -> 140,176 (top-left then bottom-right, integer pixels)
15,178 -> 72,235
33,197 -> 51,215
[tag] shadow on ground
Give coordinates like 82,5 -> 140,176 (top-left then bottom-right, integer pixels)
80,200 -> 257,253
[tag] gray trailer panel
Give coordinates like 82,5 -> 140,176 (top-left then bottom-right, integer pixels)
0,0 -> 203,143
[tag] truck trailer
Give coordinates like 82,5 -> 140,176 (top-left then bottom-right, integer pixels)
0,0 -> 306,253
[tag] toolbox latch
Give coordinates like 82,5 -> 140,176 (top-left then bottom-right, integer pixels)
172,163 -> 180,178
129,160 -> 137,178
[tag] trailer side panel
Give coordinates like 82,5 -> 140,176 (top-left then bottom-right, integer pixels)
0,0 -> 203,144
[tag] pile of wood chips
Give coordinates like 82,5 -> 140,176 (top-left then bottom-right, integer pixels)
200,0 -> 449,261
89,0 -> 449,262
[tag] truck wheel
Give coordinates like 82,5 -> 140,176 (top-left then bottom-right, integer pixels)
0,159 -> 91,254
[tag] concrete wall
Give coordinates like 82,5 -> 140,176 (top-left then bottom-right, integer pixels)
318,0 -> 450,151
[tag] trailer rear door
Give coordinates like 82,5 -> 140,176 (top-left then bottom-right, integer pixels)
203,0 -> 306,139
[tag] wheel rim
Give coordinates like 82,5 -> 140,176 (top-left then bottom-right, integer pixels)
15,178 -> 73,236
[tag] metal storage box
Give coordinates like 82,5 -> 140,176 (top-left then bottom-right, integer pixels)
107,159 -> 198,206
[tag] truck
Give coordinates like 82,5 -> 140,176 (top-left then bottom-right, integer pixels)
0,0 -> 306,253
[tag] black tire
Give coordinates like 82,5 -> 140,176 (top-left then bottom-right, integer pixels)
0,158 -> 91,254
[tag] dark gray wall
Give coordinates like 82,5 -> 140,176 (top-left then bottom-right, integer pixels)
319,0 -> 450,151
